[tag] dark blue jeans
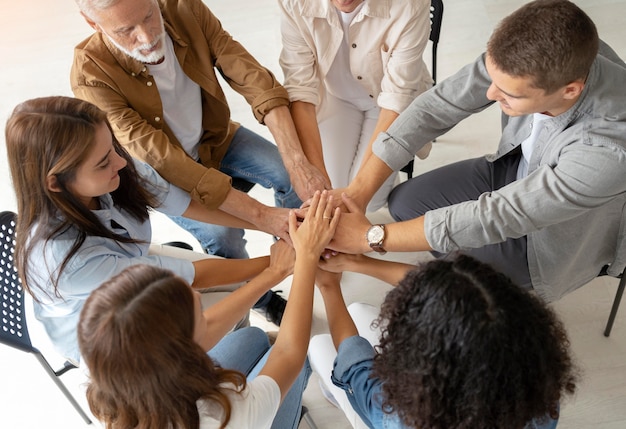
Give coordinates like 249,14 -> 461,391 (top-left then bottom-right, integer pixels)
170,126 -> 301,259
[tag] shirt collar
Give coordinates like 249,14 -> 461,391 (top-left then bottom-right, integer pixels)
302,0 -> 390,19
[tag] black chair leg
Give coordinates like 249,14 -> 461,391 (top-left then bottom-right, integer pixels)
604,274 -> 625,337
34,353 -> 93,424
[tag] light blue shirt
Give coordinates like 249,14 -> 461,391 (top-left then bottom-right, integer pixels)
331,335 -> 406,429
331,336 -> 557,429
29,160 -> 195,362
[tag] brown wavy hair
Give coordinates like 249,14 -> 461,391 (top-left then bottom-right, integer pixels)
78,264 -> 247,429
371,254 -> 578,429
487,0 -> 598,93
5,96 -> 157,301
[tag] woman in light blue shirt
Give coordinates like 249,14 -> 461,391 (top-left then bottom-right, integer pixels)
5,96 -> 281,362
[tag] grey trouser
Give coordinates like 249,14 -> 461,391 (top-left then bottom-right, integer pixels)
388,151 -> 533,289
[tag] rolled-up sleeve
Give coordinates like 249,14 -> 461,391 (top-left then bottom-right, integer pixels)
377,0 -> 432,114
331,336 -> 383,428
201,2 -> 290,123
373,54 -> 494,170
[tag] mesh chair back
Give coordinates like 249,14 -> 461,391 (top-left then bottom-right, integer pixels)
0,211 -> 93,424
0,211 -> 34,353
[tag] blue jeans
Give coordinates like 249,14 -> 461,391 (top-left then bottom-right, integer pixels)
169,126 -> 301,259
208,327 -> 311,429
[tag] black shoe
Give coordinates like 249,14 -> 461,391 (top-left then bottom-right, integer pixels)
162,241 -> 194,251
254,290 -> 287,326
299,405 -> 309,425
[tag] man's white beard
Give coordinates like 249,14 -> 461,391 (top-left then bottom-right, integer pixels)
105,29 -> 166,64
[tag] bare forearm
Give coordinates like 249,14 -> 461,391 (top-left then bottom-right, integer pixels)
359,108 -> 399,169
192,256 -> 270,289
218,187 -> 265,225
343,254 -> 413,286
330,210 -> 432,255
289,101 -> 330,180
347,155 -> 394,210
259,253 -> 318,399
201,267 -> 285,350
264,105 -> 330,200
319,284 -> 358,350
265,105 -> 308,166
218,187 -> 291,243
183,198 -> 257,230
385,217 -> 432,252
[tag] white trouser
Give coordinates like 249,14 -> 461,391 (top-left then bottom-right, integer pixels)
317,95 -> 398,213
308,302 -> 380,429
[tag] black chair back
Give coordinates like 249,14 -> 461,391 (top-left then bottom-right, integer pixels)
0,211 -> 34,353
0,211 -> 93,424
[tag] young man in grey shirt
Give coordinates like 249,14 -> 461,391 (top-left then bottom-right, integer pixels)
328,0 -> 626,303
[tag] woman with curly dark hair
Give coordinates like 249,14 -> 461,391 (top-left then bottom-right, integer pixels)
314,254 -> 578,429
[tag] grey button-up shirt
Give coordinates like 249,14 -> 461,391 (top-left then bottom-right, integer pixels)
373,43 -> 626,301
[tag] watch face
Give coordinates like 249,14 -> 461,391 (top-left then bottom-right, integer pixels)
367,225 -> 384,243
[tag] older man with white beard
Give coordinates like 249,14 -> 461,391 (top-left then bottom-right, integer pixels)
70,0 -> 322,324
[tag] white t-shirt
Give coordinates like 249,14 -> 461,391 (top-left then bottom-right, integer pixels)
197,375 -> 281,429
325,3 -> 375,111
149,34 -> 203,161
516,112 -> 551,179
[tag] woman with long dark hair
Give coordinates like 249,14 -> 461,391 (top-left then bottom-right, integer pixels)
5,96 -> 283,362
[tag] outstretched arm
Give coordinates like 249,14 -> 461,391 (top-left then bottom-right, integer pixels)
191,256 -> 270,290
289,101 -> 331,185
328,193 -> 432,254
318,279 -> 358,351
319,253 -> 413,287
217,187 -> 292,244
182,198 -> 257,230
264,105 -> 331,201
195,240 -> 294,351
260,191 -> 340,400
358,108 -> 400,172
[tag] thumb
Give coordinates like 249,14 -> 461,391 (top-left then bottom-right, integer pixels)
288,209 -> 298,237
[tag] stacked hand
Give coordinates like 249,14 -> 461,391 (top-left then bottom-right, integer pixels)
289,191 -> 341,259
268,239 -> 296,278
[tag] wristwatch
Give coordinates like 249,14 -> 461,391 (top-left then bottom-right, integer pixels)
366,224 -> 387,255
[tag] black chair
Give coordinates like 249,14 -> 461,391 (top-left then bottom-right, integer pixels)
599,264 -> 625,337
400,0 -> 444,179
0,211 -> 92,425
231,176 -> 256,193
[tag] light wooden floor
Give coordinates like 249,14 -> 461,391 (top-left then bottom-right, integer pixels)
0,1 -> 625,428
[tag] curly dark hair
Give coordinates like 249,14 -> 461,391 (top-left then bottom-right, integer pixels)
371,254 -> 578,429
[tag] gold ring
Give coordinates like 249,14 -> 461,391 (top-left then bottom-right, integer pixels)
323,216 -> 332,220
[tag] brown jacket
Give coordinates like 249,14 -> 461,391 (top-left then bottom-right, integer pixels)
71,0 -> 289,208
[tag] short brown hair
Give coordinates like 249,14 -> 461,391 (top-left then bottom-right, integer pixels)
487,0 -> 598,93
